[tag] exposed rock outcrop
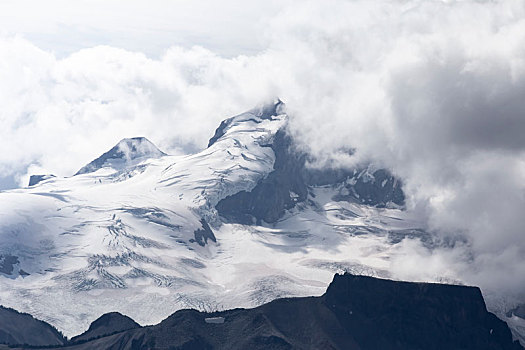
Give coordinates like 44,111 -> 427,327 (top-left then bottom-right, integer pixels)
215,101 -> 405,224
28,174 -> 56,186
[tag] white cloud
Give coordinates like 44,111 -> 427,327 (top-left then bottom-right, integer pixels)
0,38 -> 278,184
0,0 -> 288,57
271,0 -> 525,296
1,0 -> 525,297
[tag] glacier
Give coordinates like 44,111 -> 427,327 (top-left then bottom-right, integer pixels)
0,100 -> 521,341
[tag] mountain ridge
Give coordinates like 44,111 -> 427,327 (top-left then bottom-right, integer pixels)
1,101 -> 523,341
1,274 -> 521,349
75,136 -> 166,175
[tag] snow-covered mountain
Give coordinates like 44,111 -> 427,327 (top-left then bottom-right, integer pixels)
76,137 -> 166,175
0,100 -> 520,340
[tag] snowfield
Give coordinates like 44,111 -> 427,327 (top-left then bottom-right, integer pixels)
0,102 -> 521,340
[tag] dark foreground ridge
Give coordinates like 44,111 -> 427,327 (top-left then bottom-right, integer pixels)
0,305 -> 65,347
1,274 -> 522,350
69,312 -> 140,343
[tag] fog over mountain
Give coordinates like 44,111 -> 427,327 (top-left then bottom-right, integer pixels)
1,0 -> 525,334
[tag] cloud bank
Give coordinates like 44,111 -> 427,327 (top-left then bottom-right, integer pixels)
1,0 -> 525,297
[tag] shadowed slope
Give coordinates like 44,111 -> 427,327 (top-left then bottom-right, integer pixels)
70,312 -> 140,343
34,274 -> 522,350
0,306 -> 65,347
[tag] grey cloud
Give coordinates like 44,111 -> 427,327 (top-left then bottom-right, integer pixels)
267,0 -> 525,296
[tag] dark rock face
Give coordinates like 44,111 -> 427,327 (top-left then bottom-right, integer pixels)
216,129 -> 404,224
0,305 -> 65,347
331,168 -> 405,207
75,137 -> 166,175
31,274 -> 522,350
207,118 -> 234,148
508,304 -> 525,319
305,165 -> 405,208
324,274 -> 522,350
0,255 -> 19,275
216,130 -> 308,224
28,174 -> 56,187
192,219 -> 217,246
70,312 -> 140,343
212,100 -> 405,224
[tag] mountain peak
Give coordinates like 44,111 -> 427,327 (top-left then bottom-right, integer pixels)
113,137 -> 164,159
250,98 -> 285,120
207,99 -> 286,148
75,137 -> 166,175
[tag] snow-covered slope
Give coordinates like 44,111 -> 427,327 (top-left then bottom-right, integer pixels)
76,137 -> 166,175
0,100 -> 512,339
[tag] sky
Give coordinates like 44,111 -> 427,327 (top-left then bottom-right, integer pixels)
0,0 -> 287,57
1,0 -> 525,296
